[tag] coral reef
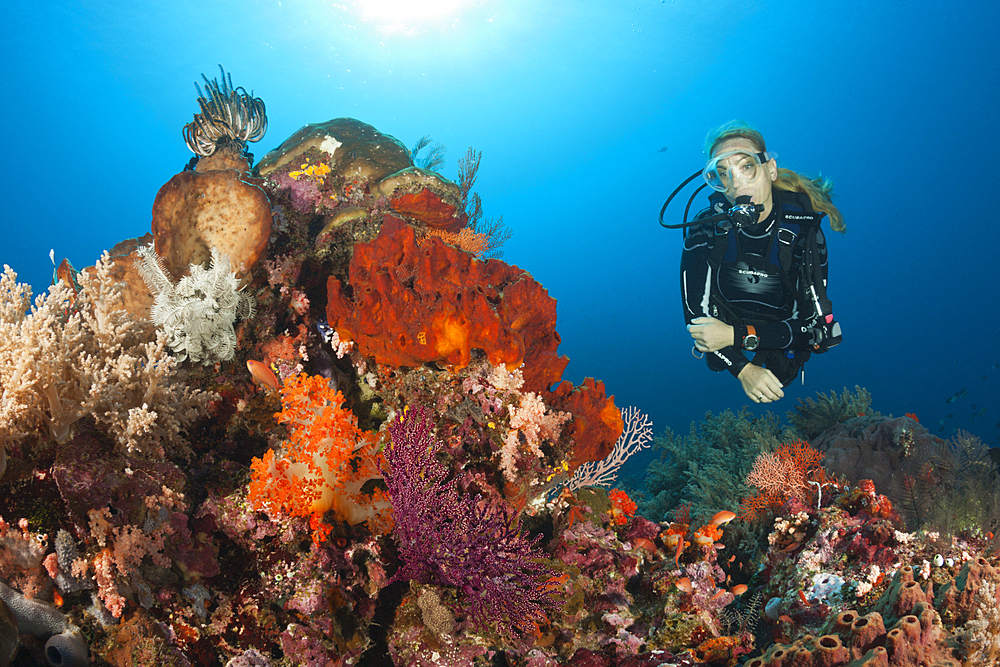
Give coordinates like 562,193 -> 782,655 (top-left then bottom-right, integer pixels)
638,407 -> 785,526
813,416 -> 1000,536
2,77 -> 997,666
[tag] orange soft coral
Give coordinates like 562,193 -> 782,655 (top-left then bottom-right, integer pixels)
247,373 -> 371,541
608,489 -> 637,526
692,523 -> 724,546
326,216 -> 567,392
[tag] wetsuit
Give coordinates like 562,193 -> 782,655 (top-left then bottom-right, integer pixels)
680,189 -> 829,386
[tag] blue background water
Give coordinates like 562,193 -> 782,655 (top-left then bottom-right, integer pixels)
3,0 -> 998,453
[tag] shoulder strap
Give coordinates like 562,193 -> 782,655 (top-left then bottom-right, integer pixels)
773,190 -> 834,320
772,191 -> 822,275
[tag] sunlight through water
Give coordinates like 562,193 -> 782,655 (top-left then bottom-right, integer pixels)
349,0 -> 470,33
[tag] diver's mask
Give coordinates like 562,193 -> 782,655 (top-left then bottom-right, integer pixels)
657,149 -> 777,229
702,150 -> 777,192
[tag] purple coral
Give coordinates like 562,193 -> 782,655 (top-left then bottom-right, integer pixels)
273,173 -> 323,214
380,405 -> 559,636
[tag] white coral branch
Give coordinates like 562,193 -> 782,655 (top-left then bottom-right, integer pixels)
565,406 -> 653,491
0,254 -> 214,458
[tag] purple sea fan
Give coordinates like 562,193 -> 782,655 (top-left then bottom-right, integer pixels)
380,405 -> 561,636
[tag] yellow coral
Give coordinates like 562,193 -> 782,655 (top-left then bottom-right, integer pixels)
288,162 -> 331,181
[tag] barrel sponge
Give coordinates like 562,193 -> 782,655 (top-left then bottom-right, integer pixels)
151,168 -> 271,281
807,634 -> 850,667
875,565 -> 932,624
746,635 -> 829,667
934,557 -> 999,625
885,615 -> 925,666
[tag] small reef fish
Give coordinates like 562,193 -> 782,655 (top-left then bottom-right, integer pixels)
247,360 -> 280,392
539,572 -> 570,594
710,510 -> 737,526
632,537 -> 658,554
945,388 -> 968,404
673,535 -> 686,567
316,319 -> 335,344
657,146 -> 669,153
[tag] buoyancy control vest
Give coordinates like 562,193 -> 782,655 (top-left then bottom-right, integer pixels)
698,189 -> 840,352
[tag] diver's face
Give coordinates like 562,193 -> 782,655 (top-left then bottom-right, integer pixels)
712,138 -> 778,214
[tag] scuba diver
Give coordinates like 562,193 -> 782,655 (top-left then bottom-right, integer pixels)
660,122 -> 845,403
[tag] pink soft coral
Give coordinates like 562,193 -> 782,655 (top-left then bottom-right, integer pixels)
500,391 -> 570,481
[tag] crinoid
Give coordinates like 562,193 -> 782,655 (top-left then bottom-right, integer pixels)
135,244 -> 255,365
182,65 -> 267,158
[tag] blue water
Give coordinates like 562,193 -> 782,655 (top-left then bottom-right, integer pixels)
4,0 -> 998,449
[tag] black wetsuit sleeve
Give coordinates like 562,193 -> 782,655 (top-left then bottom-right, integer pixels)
680,223 -> 749,377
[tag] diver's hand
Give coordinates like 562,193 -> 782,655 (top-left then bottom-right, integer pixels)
687,317 -> 734,353
738,364 -> 785,404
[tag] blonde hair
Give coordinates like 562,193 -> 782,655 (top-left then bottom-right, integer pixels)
705,121 -> 845,233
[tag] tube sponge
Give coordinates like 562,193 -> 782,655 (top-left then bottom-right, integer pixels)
44,631 -> 88,667
0,582 -> 88,666
0,596 -> 17,667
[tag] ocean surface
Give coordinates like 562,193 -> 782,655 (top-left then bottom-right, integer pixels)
3,0 -> 998,454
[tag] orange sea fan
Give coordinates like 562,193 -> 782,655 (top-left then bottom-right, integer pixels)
421,226 -> 489,257
739,440 -> 827,521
